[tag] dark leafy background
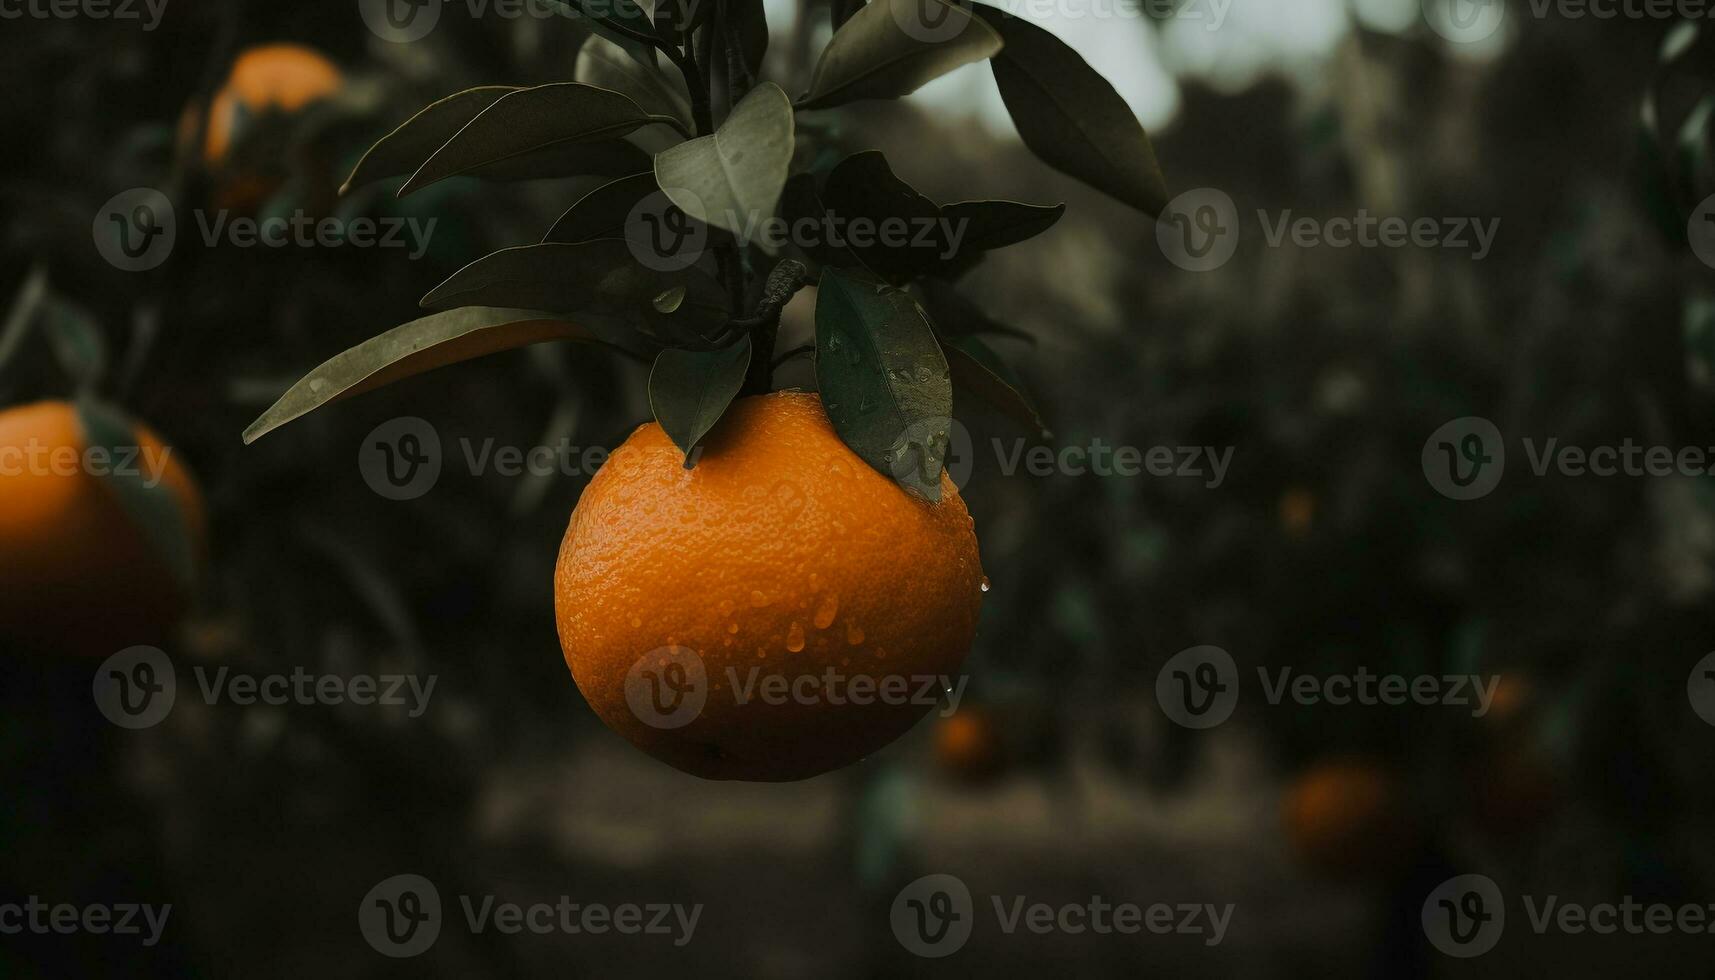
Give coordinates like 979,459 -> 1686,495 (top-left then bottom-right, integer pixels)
3,2 -> 1715,977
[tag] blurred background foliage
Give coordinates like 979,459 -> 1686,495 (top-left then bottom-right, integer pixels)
4,0 -> 1715,976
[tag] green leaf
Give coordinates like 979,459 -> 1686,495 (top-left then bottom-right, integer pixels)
974,4 -> 1167,215
0,265 -> 48,380
419,241 -> 729,343
340,86 -> 520,195
732,0 -> 771,77
945,199 -> 1065,251
242,307 -> 614,444
544,171 -> 659,243
944,335 -> 1049,438
654,82 -> 795,240
800,0 -> 1003,111
814,267 -> 954,500
831,0 -> 866,30
41,296 -> 107,392
543,0 -> 660,55
78,398 -> 198,594
401,83 -> 681,196
649,334 -> 753,462
575,34 -> 694,131
780,173 -> 865,270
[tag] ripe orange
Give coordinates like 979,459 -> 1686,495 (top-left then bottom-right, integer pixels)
179,43 -> 343,209
554,391 -> 985,781
933,706 -> 1004,783
1282,759 -> 1414,879
0,401 -> 204,658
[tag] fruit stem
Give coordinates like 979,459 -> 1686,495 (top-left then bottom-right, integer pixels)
740,260 -> 810,395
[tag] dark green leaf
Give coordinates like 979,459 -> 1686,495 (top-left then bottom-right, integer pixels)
649,334 -> 753,461
800,0 -> 1003,111
401,83 -> 682,196
78,399 -> 199,593
780,172 -> 864,270
814,267 -> 954,500
341,86 -> 519,195
544,171 -> 659,243
944,199 -> 1065,251
543,0 -> 660,55
914,278 -> 1036,343
732,0 -> 771,76
655,82 -> 795,239
0,265 -> 48,379
575,33 -> 694,130
945,335 -> 1048,438
243,307 -> 617,444
41,296 -> 107,391
975,4 -> 1167,215
419,241 -> 729,343
831,0 -> 866,30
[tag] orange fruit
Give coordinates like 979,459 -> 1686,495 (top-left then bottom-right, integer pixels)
554,391 -> 985,781
0,401 -> 205,658
179,43 -> 343,209
1282,759 -> 1414,879
933,706 -> 1004,783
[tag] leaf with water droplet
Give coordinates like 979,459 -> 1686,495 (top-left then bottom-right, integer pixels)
814,267 -> 952,500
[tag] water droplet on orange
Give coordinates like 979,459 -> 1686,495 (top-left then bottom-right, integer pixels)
979,576 -> 991,593
814,593 -> 840,630
786,622 -> 806,652
846,622 -> 865,645
750,590 -> 770,607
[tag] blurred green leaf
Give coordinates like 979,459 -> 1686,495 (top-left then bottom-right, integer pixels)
731,0 -> 771,76
0,265 -> 47,381
945,334 -> 1049,438
649,334 -> 752,462
41,296 -> 107,393
814,267 -> 953,500
913,278 -> 1036,343
242,307 -> 615,444
974,4 -> 1167,215
401,83 -> 683,196
655,82 -> 795,240
799,0 -> 1003,111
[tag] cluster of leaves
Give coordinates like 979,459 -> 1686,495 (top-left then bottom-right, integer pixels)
244,0 -> 1168,500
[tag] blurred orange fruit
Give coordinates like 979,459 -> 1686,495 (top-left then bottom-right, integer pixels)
1278,487 -> 1315,538
934,706 -> 1004,783
0,401 -> 205,658
554,391 -> 984,781
1282,759 -> 1413,879
179,43 -> 343,209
